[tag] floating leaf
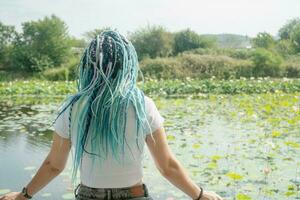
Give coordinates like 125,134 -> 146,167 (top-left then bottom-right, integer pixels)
271,131 -> 281,138
207,162 -> 217,169
62,192 -> 74,199
24,166 -> 36,171
211,155 -> 222,161
192,154 -> 204,159
192,143 -> 201,149
180,143 -> 187,148
236,193 -> 252,200
41,192 -> 52,197
0,189 -> 10,195
284,141 -> 300,148
225,172 -> 243,180
167,135 -> 176,140
285,191 -> 296,197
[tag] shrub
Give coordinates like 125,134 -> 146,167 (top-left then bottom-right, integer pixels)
173,29 -> 216,54
185,48 -> 253,60
139,57 -> 181,79
41,56 -> 79,80
140,53 -> 254,80
251,48 -> 283,77
283,55 -> 300,77
129,25 -> 173,60
252,32 -> 276,49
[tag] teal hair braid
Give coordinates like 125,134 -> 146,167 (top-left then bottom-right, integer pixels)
52,30 -> 153,186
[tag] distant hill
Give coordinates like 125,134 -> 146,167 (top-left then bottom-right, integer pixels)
201,34 -> 252,49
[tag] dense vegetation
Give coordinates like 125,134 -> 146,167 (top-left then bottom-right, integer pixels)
0,15 -> 300,82
1,78 -> 299,97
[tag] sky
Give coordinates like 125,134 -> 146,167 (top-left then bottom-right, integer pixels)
0,0 -> 299,38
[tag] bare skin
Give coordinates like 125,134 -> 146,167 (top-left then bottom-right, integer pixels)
0,127 -> 224,200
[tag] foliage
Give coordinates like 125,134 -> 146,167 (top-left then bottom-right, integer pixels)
251,48 -> 283,77
1,78 -> 300,96
278,18 -> 300,53
275,39 -> 296,56
278,18 -> 300,40
141,53 -> 254,79
41,56 -> 79,81
185,48 -> 254,60
252,32 -> 276,49
283,56 -> 300,77
203,33 -> 251,48
129,25 -> 173,59
290,24 -> 300,52
173,29 -> 216,54
11,15 -> 71,72
68,37 -> 86,49
0,22 -> 17,68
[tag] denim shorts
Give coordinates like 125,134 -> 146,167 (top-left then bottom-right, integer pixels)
74,183 -> 154,200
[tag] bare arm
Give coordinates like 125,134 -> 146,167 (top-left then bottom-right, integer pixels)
0,132 -> 71,200
146,127 -> 223,200
25,132 -> 71,196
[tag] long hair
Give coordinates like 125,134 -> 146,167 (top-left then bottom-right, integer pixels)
52,30 -> 152,185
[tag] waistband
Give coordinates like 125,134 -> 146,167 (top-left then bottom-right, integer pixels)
74,183 -> 149,199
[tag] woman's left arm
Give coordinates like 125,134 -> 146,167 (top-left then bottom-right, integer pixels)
0,132 -> 71,200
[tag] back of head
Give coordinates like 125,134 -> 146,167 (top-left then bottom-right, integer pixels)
78,30 -> 139,95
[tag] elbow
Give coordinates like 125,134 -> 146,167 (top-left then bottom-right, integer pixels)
157,157 -> 180,178
45,160 -> 64,174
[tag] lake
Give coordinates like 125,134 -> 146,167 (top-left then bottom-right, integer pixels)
0,93 -> 299,200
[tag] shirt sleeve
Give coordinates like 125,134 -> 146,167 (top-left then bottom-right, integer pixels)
53,106 -> 71,139
144,97 -> 165,135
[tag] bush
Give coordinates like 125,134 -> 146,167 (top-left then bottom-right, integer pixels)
173,29 -> 216,54
140,53 -> 254,79
42,56 -> 79,80
139,57 -> 181,79
251,48 -> 283,77
252,32 -> 276,49
185,48 -> 253,60
276,39 -> 296,57
283,56 -> 300,77
129,25 -> 173,60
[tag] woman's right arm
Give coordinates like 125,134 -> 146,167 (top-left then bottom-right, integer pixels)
145,127 -> 223,200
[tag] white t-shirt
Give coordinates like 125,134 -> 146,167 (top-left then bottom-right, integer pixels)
53,95 -> 164,188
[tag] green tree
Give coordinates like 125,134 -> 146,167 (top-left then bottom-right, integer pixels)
279,18 -> 300,40
129,25 -> 173,60
276,39 -> 296,56
12,15 -> 71,71
252,32 -> 276,49
290,25 -> 300,52
173,29 -> 216,54
251,48 -> 283,77
0,22 -> 16,68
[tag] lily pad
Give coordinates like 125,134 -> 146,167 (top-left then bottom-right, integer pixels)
62,192 -> 74,199
0,189 -> 10,195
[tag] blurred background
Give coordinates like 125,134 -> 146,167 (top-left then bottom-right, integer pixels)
0,0 -> 299,200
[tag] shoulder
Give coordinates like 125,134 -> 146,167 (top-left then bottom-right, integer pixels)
53,105 -> 71,139
144,95 -> 156,111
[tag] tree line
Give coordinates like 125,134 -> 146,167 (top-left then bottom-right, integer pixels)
0,15 -> 300,79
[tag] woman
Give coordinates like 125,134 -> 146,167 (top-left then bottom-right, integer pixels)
0,30 -> 223,200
